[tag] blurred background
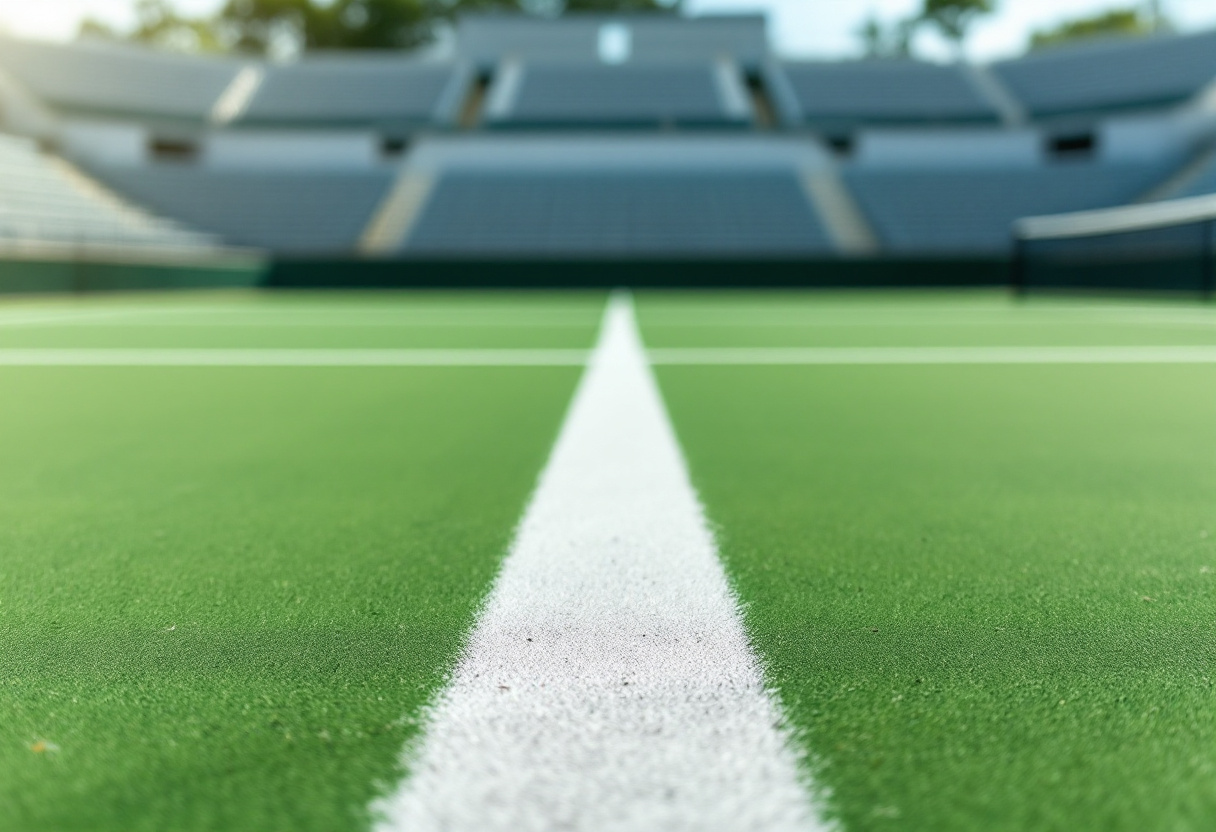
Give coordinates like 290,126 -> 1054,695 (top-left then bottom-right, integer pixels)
0,0 -> 1215,292
6,0 -> 1216,61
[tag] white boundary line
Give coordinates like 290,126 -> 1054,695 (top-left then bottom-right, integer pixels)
374,296 -> 825,832
0,349 -> 590,366
4,345 -> 1216,367
647,346 -> 1216,365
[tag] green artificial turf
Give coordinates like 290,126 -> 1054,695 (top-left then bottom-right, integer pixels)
0,290 -> 604,349
644,292 -> 1216,832
0,292 -> 598,831
639,289 -> 1216,348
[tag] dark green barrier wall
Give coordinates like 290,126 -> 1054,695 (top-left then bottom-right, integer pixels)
0,257 -> 266,294
267,257 -> 1012,289
0,254 -> 1015,293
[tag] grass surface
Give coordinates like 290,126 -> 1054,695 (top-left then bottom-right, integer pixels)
11,287 -> 1216,832
0,291 -> 604,349
643,291 -> 1216,831
0,292 -> 599,831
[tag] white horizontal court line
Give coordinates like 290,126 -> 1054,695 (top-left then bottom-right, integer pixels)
647,346 -> 1216,365
643,315 -> 1216,329
375,296 -> 824,832
0,309 -> 138,328
3,346 -> 1215,367
0,348 -> 591,366
78,318 -> 599,328
0,306 -> 601,328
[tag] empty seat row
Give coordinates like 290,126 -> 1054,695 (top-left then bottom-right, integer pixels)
0,133 -> 215,249
843,162 -> 1176,254
483,60 -> 752,128
0,34 -> 241,122
404,169 -> 833,255
238,59 -> 470,128
771,61 -> 1001,131
5,27 -> 1216,130
83,165 -> 393,254
991,29 -> 1216,119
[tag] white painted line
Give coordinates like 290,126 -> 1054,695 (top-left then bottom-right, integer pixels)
0,309 -> 600,329
0,349 -> 590,367
647,346 -> 1216,365
0,309 -> 138,328
640,312 -> 1216,329
4,346 -> 1214,368
374,296 -> 824,832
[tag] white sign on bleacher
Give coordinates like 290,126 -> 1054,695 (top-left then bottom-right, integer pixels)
598,24 -> 632,64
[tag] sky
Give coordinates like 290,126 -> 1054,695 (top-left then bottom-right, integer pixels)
1,0 -> 1215,60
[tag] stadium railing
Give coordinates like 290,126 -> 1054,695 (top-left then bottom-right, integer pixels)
1012,194 -> 1216,294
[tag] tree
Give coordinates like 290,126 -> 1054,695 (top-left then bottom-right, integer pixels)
217,0 -> 444,53
1029,6 -> 1164,51
919,0 -> 995,53
80,0 -> 226,52
856,0 -> 993,61
857,14 -> 914,59
82,0 -> 674,56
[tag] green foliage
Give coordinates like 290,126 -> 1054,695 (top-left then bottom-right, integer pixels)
857,14 -> 914,59
80,0 -> 226,53
919,0 -> 995,45
80,0 -> 675,55
855,0 -> 994,59
1030,7 -> 1161,51
219,0 -> 444,53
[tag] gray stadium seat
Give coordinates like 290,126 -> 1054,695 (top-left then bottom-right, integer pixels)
84,165 -> 392,254
0,35 -> 240,121
456,14 -> 768,67
992,31 -> 1216,119
238,59 -> 470,128
771,61 -> 1000,131
404,169 -> 832,256
485,61 -> 751,128
844,163 -> 1174,254
0,134 -> 214,250
1170,154 -> 1216,199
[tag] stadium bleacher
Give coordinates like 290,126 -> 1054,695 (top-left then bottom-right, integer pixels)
992,30 -> 1216,120
406,169 -> 827,255
483,60 -> 751,129
845,162 -> 1175,254
83,165 -> 392,254
455,14 -> 769,67
0,13 -> 1215,267
771,61 -> 1002,132
236,58 -> 471,128
1165,149 -> 1216,199
0,132 -> 216,251
0,34 -> 241,122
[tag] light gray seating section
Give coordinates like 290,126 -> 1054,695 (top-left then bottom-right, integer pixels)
1171,154 -> 1216,199
772,61 -> 999,130
489,61 -> 748,127
993,30 -> 1216,119
84,165 -> 392,254
0,134 -> 214,249
239,59 -> 469,127
844,163 -> 1174,254
0,35 -> 239,121
456,14 -> 768,66
405,169 -> 832,256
